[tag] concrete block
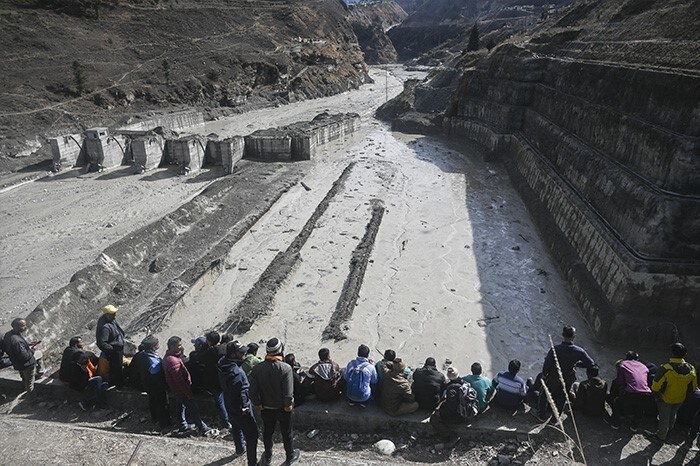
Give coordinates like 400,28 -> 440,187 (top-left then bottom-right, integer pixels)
245,129 -> 292,161
207,137 -> 244,174
168,137 -> 206,174
48,133 -> 83,171
131,134 -> 165,173
83,128 -> 126,171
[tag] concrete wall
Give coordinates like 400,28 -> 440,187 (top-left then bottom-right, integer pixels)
245,129 -> 293,161
83,135 -> 126,171
168,138 -> 206,174
290,113 -> 361,160
119,110 -> 205,133
206,136 -> 245,174
131,135 -> 165,173
48,134 -> 82,170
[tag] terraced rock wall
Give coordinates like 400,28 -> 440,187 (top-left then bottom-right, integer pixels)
445,53 -> 700,345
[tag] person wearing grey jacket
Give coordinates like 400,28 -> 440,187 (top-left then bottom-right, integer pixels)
249,337 -> 300,466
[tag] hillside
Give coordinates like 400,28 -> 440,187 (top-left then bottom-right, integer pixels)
347,0 -> 407,64
0,0 -> 370,168
388,0 -> 574,63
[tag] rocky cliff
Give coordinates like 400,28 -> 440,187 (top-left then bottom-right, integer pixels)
0,0 -> 370,168
388,0 -> 574,63
347,0 -> 407,64
381,0 -> 700,349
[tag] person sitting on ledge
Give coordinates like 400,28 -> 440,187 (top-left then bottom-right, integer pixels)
242,342 -> 262,377
67,351 -> 108,412
462,362 -> 495,413
381,358 -> 419,416
572,365 -> 608,418
344,344 -> 377,408
309,347 -> 343,402
429,367 -> 470,450
284,353 -> 312,407
492,359 -> 529,411
59,336 -> 93,384
411,357 -> 446,411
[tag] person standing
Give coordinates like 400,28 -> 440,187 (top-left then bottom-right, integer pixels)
95,305 -> 125,387
249,337 -> 300,466
131,335 -> 171,430
3,318 -> 40,395
218,341 -> 258,466
609,351 -> 651,431
536,326 -> 595,421
163,336 -> 214,436
242,342 -> 262,377
646,343 -> 698,442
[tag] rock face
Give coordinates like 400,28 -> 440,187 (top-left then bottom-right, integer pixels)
0,0 -> 370,166
383,0 -> 700,348
388,0 -> 573,63
347,0 -> 407,64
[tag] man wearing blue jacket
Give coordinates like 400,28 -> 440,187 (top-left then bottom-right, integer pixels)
344,344 -> 378,407
219,341 -> 258,466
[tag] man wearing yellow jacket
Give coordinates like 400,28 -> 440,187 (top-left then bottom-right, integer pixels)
646,343 -> 698,442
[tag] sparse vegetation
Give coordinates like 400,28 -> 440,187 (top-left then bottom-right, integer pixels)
71,60 -> 86,95
467,22 -> 479,52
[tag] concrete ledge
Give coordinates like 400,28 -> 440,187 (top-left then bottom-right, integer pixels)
0,373 -> 544,440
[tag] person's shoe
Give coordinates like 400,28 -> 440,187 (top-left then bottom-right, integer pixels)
257,456 -> 272,466
235,447 -> 246,456
178,424 -> 196,433
78,401 -> 90,412
202,428 -> 219,438
285,449 -> 300,465
644,430 -> 663,443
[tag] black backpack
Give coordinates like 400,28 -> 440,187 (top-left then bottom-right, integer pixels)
444,381 -> 479,420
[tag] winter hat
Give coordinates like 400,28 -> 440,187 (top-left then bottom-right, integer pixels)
103,305 -> 118,315
266,337 -> 284,355
227,341 -> 248,356
446,367 -> 460,380
141,335 -> 159,350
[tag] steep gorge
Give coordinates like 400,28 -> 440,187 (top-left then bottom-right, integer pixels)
381,0 -> 700,349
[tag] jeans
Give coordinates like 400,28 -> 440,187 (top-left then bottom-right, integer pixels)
657,401 -> 682,440
174,396 -> 209,432
214,390 -> 232,428
229,409 -> 259,466
19,366 -> 36,394
260,408 -> 293,460
84,376 -> 108,408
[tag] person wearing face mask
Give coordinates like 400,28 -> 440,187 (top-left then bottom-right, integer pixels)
3,318 -> 40,395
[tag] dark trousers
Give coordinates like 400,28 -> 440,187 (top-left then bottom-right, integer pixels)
147,388 -> 171,428
229,410 -> 259,466
612,392 -> 649,428
537,378 -> 573,419
691,408 -> 700,437
105,349 -> 124,387
430,411 -> 461,442
260,408 -> 293,460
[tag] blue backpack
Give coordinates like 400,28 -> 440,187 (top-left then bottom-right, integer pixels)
347,360 -> 370,397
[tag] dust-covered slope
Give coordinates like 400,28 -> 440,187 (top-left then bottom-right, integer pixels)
347,0 -> 407,64
0,0 -> 369,166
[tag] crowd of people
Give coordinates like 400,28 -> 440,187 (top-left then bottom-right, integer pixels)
2,306 -> 699,465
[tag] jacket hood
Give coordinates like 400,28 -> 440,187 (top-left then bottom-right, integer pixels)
313,361 -> 335,381
669,360 -> 692,375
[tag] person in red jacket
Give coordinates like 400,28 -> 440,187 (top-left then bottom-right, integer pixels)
162,336 -> 215,436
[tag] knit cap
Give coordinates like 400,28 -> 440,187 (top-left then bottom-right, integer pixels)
141,335 -> 159,350
266,337 -> 284,355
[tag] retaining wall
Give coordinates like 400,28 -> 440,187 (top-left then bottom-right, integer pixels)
290,113 -> 361,160
119,110 -> 205,132
443,56 -> 700,346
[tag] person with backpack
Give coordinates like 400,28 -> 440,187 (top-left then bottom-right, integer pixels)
429,367 -> 479,448
344,344 -> 378,407
309,348 -> 342,401
645,342 -> 698,442
242,342 -> 262,376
